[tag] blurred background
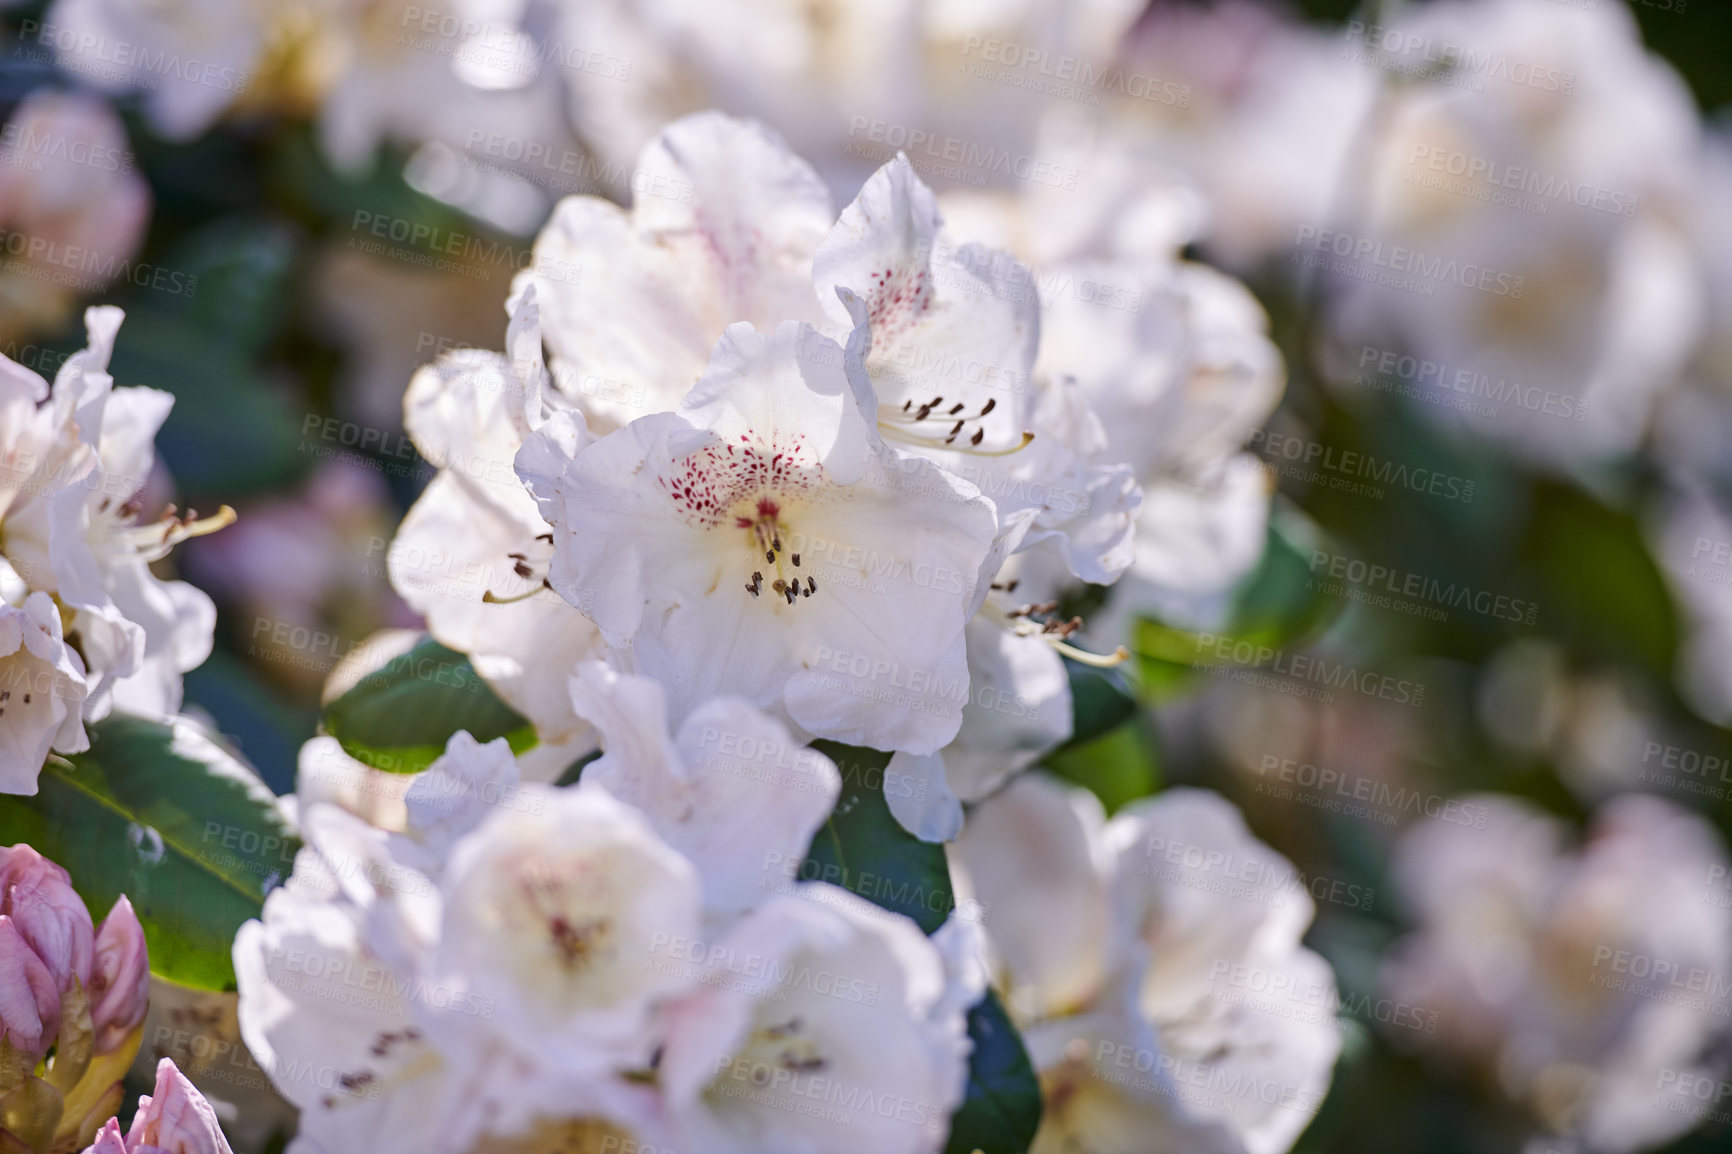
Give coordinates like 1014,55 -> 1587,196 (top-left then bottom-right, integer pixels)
2,0 -> 1731,1151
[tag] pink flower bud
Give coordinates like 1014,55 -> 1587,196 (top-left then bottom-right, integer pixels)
0,914 -> 61,1058
83,1118 -> 130,1154
0,843 -> 95,994
88,896 -> 149,1053
121,1058 -> 234,1154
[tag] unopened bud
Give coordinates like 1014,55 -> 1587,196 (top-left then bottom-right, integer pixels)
0,915 -> 60,1058
115,1058 -> 235,1154
88,897 -> 148,1054
0,844 -> 95,994
84,1118 -> 129,1152
0,847 -> 150,1154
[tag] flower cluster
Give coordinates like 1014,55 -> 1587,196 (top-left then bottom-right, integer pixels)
237,683 -> 980,1153
231,96 -> 1307,1154
1385,794 -> 1732,1154
953,777 -> 1341,1154
0,307 -> 223,795
390,109 -> 1276,840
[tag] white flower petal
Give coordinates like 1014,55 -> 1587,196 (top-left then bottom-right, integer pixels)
885,750 -> 964,843
518,112 -> 833,430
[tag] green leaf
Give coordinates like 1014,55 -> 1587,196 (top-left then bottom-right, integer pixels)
945,990 -> 1044,1154
798,747 -> 1044,1152
1521,480 -> 1677,674
799,742 -> 956,934
1045,721 -> 1160,814
0,714 -> 296,991
321,636 -> 537,773
1060,658 -> 1138,751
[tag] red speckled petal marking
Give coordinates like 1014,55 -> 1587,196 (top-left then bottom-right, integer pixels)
865,264 -> 933,346
655,431 -> 824,529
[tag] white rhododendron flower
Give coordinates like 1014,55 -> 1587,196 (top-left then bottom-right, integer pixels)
390,287 -> 606,764
238,742 -> 695,1152
238,727 -> 976,1153
517,111 -> 1140,575
1322,0 -> 1703,468
1385,793 -> 1732,1154
941,182 -> 1284,633
503,111 -> 1168,832
659,889 -> 978,1154
814,154 -> 1142,587
517,112 -> 835,432
518,318 -> 998,756
812,155 -> 1040,462
952,776 -> 1341,1154
432,776 -> 704,1077
0,307 -> 220,793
